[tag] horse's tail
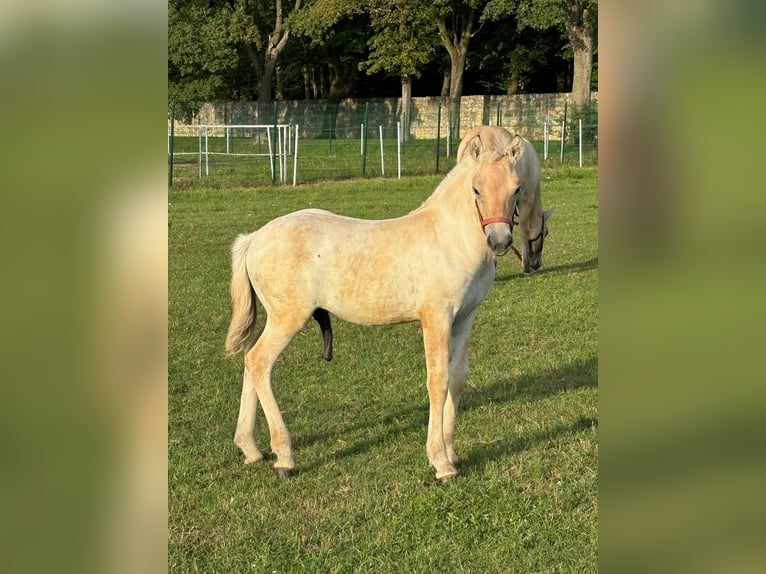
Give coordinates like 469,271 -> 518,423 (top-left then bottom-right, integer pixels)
225,233 -> 258,356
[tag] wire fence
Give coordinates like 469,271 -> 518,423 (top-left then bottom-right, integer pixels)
168,97 -> 597,186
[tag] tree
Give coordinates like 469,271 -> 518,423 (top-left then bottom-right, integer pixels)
561,0 -> 596,106
484,0 -> 597,107
473,20 -> 568,94
289,0 -> 371,103
168,1 -> 241,119
361,0 -> 439,134
230,0 -> 305,104
433,0 -> 484,139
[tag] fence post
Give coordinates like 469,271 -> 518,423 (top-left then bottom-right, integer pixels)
277,125 -> 284,182
579,119 -> 583,167
560,120 -> 565,163
397,121 -> 401,179
496,102 -> 501,127
205,126 -> 209,176
267,126 -> 274,182
362,101 -> 369,176
560,100 -> 567,163
168,101 -> 175,187
293,124 -> 299,186
435,102 -> 441,173
379,126 -> 385,176
271,102 -> 278,185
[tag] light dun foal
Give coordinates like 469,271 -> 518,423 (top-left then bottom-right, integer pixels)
225,126 -> 527,482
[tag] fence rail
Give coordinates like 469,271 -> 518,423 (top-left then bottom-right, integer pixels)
168,98 -> 597,186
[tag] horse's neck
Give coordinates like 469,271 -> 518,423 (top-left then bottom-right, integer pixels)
411,163 -> 487,252
414,163 -> 475,225
518,197 -> 543,238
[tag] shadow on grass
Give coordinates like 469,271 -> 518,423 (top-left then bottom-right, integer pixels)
496,256 -> 598,282
288,355 -> 597,476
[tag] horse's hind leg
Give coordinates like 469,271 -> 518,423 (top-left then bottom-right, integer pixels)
234,365 -> 264,464
243,316 -> 305,478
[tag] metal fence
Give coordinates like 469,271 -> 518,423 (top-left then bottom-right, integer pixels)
168,97 -> 597,186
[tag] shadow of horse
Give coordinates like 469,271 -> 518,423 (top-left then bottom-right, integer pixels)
496,256 -> 598,282
281,355 -> 597,476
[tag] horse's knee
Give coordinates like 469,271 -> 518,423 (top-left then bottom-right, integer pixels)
449,363 -> 469,390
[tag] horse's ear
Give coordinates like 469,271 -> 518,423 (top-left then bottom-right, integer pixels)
469,136 -> 483,160
457,130 -> 483,161
510,135 -> 525,162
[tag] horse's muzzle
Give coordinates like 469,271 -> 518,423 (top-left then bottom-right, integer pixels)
485,224 -> 513,256
523,255 -> 542,275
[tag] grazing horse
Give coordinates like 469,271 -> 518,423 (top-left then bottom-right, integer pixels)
505,133 -> 553,275
225,127 -> 526,482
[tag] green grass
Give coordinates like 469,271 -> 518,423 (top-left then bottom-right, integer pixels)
169,167 -> 598,573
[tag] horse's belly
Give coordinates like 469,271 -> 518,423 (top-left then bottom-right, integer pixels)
320,282 -> 420,326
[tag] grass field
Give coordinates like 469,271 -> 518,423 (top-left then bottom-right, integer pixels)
169,166 -> 598,572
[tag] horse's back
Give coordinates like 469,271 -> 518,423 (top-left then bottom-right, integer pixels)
512,137 -> 541,207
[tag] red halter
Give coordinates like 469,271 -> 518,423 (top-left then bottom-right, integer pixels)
474,199 -> 514,231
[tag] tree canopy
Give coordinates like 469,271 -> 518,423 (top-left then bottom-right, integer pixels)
168,0 -> 597,116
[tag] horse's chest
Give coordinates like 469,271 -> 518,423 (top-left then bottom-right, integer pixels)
458,261 -> 494,314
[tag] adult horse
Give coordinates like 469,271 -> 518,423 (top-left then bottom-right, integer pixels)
483,128 -> 553,275
225,126 -> 525,482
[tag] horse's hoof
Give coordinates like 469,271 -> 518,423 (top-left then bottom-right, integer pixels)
437,473 -> 458,485
275,468 -> 294,480
244,456 -> 263,465
436,468 -> 459,484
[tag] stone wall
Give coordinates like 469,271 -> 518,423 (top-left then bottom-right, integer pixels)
171,92 -> 597,141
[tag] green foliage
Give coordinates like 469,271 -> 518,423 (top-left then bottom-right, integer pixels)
168,2 -> 241,120
169,169 -> 598,572
289,0 -> 364,40
361,0 -> 439,78
168,0 -> 597,108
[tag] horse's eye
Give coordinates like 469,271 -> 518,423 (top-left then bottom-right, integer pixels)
515,186 -> 521,195
473,187 -> 480,197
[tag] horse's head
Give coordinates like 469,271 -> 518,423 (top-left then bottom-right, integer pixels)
522,208 -> 554,274
459,128 -> 525,256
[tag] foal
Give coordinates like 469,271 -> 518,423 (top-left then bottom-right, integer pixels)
225,127 -> 527,481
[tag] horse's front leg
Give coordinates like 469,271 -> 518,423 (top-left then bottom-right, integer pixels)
421,311 -> 458,482
443,310 -> 477,467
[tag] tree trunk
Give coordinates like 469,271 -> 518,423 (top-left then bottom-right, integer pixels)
251,0 -> 302,104
258,52 -> 278,104
448,52 -> 467,141
325,46 -> 357,104
302,65 -> 311,100
506,67 -> 520,95
436,10 -> 475,144
570,27 -> 593,107
401,74 -> 412,140
564,1 -> 595,108
441,69 -> 450,97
